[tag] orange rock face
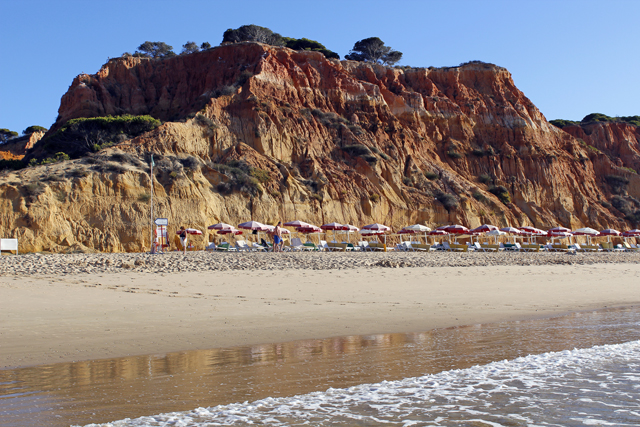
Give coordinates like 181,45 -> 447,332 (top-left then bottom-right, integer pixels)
0,132 -> 43,160
3,43 -> 637,252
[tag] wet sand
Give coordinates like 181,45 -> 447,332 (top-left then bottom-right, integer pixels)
1,252 -> 639,369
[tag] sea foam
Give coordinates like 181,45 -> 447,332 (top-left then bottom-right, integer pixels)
83,340 -> 640,426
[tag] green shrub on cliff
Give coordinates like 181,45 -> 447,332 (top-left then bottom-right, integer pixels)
222,25 -> 284,46
552,113 -> 640,128
549,119 -> 579,128
37,115 -> 161,159
489,185 -> 511,204
282,37 -> 339,59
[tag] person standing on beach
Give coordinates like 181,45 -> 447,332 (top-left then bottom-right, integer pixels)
179,226 -> 188,254
273,221 -> 283,252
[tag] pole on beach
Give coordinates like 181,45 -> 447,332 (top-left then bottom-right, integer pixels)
150,153 -> 155,254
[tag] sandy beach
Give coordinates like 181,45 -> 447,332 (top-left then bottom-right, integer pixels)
1,251 -> 639,369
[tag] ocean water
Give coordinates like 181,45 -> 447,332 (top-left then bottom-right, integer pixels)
2,307 -> 640,427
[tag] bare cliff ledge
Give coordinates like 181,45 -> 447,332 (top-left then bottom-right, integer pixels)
1,42 -> 637,252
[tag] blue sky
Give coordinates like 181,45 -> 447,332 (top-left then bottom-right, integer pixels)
1,0 -> 639,134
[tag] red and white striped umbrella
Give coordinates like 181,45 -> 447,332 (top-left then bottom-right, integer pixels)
320,222 -> 347,231
404,224 -> 431,232
547,231 -> 573,238
207,222 -> 234,230
284,220 -> 311,228
600,228 -> 621,236
237,221 -> 269,231
624,229 -> 640,236
471,224 -> 498,233
548,226 -> 572,233
263,225 -> 290,234
444,224 -> 470,234
362,223 -> 391,232
297,225 -> 321,234
518,226 -> 546,235
176,228 -> 202,235
398,228 -> 418,234
500,227 -> 522,234
343,224 -> 360,232
217,228 -> 243,235
429,229 -> 449,235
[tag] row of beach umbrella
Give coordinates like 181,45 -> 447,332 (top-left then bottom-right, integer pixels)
181,221 -> 640,244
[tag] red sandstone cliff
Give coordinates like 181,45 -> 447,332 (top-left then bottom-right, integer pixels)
1,43 -> 636,252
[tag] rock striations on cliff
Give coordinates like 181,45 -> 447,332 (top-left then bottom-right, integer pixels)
1,42 -> 637,252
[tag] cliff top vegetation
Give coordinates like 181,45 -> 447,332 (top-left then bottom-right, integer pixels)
551,113 -> 640,128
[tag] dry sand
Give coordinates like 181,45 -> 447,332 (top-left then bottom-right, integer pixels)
1,251 -> 639,369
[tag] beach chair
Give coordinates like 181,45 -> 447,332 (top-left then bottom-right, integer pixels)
235,240 -> 251,251
318,240 -> 330,251
0,238 -> 18,255
327,242 -> 348,251
520,243 -> 540,252
205,242 -> 216,252
303,242 -> 319,251
411,243 -> 432,252
480,243 -> 501,252
396,241 -> 411,251
216,242 -> 235,251
357,241 -> 370,251
504,243 -> 521,252
580,244 -> 601,252
622,242 -> 638,252
443,242 -> 468,252
252,242 -> 268,251
286,237 -> 306,251
549,243 -> 569,252
368,242 -> 387,251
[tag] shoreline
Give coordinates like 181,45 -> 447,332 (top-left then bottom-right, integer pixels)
1,253 -> 640,369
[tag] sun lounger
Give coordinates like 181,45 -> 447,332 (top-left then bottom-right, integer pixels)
216,242 -> 235,251
396,242 -> 411,251
579,244 -> 601,252
411,243 -> 432,251
548,243 -> 569,252
622,242 -> 638,252
252,242 -> 268,251
327,242 -> 348,251
303,242 -> 319,251
443,242 -> 468,252
0,238 -> 18,255
235,240 -> 252,251
318,240 -> 330,251
368,242 -> 387,251
285,237 -> 306,251
205,242 -> 216,252
358,241 -> 370,251
520,243 -> 540,252
479,243 -> 501,252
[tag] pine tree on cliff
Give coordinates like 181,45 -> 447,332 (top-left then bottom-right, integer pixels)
23,125 -> 48,135
181,41 -> 200,55
222,25 -> 284,46
135,41 -> 176,58
345,37 -> 402,66
0,128 -> 19,144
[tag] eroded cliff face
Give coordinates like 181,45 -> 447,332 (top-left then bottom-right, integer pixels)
0,132 -> 44,160
1,43 -> 634,252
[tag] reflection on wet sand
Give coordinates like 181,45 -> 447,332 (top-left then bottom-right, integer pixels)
1,307 -> 639,427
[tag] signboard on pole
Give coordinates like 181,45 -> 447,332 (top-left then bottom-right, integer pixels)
154,218 -> 168,226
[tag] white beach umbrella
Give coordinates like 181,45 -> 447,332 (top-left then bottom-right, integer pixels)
403,224 -> 431,244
